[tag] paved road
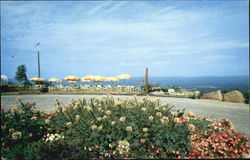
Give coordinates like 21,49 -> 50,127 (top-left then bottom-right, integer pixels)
1,94 -> 249,137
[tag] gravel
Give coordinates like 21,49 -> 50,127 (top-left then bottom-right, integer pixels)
1,94 -> 249,137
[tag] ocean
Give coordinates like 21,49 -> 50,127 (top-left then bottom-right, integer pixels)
5,76 -> 249,93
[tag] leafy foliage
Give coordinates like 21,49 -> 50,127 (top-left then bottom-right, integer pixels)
1,97 -> 249,159
15,65 -> 31,85
1,99 -> 47,159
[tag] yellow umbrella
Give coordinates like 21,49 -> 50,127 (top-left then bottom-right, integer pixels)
91,76 -> 104,82
30,77 -> 44,82
64,76 -> 79,82
81,79 -> 91,82
106,77 -> 120,82
116,74 -> 132,85
48,78 -> 62,83
116,74 -> 132,79
82,75 -> 95,81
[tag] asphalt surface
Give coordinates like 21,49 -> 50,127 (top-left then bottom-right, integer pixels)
1,94 -> 249,137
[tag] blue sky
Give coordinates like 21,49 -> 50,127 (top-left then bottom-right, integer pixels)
1,1 -> 249,79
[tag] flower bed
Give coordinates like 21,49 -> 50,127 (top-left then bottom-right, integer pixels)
1,96 -> 250,159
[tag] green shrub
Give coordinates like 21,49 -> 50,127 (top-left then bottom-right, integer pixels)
1,99 -> 48,159
1,96 -> 249,159
44,97 -> 192,158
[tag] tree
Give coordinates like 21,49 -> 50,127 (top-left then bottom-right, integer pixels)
15,65 -> 30,85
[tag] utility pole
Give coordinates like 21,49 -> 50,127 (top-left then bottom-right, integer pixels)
38,51 -> 40,78
145,67 -> 149,91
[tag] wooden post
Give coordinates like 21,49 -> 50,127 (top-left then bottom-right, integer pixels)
145,67 -> 149,91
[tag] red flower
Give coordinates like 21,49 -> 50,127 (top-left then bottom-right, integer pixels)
155,150 -> 160,154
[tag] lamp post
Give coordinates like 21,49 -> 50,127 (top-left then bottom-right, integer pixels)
35,42 -> 41,78
37,51 -> 40,78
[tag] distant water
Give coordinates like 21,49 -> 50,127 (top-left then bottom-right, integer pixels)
5,76 -> 249,93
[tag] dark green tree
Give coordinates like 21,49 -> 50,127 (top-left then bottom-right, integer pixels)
15,65 -> 30,85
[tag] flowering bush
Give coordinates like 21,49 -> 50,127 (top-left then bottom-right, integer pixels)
186,118 -> 250,159
1,99 -> 48,159
1,96 -> 249,159
40,96 -> 193,158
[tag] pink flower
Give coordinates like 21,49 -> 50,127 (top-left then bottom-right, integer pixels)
95,145 -> 99,149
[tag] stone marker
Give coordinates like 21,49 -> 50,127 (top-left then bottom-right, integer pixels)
200,90 -> 223,101
223,90 -> 245,103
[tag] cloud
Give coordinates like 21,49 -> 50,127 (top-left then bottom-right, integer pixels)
1,1 -> 248,77
87,1 -> 113,15
102,1 -> 127,14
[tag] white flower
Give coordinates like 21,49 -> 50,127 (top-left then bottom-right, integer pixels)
45,119 -> 50,124
160,102 -> 169,107
188,124 -> 196,132
9,105 -> 18,113
184,112 -> 195,118
155,107 -> 160,110
156,112 -> 162,117
148,116 -> 154,121
162,107 -> 167,111
171,111 -> 178,117
103,115 -> 108,120
9,128 -> 15,132
76,115 -> 80,120
98,125 -> 103,131
91,125 -> 98,130
83,106 -> 92,111
116,140 -> 130,156
141,107 -> 147,111
106,110 -> 112,115
174,117 -> 180,123
160,116 -> 169,125
62,108 -> 67,112
140,138 -> 145,143
142,128 -> 148,132
44,133 -> 64,142
97,117 -> 102,121
12,131 -> 22,140
126,126 -> 132,132
31,116 -> 37,120
111,121 -> 116,125
119,116 -> 126,122
66,122 -> 72,127
115,101 -> 123,106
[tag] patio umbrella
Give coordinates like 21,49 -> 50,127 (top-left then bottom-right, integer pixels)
48,78 -> 62,83
116,74 -> 132,85
1,75 -> 8,85
82,75 -> 95,81
30,77 -> 44,82
1,75 -> 8,81
81,79 -> 91,82
30,77 -> 44,87
64,76 -> 79,82
92,76 -> 106,82
106,77 -> 120,86
116,74 -> 132,79
106,77 -> 120,82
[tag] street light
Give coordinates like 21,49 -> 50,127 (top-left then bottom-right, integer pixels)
35,42 -> 41,78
